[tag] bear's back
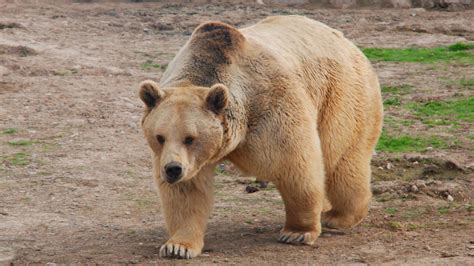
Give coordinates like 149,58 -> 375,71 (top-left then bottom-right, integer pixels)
240,16 -> 361,70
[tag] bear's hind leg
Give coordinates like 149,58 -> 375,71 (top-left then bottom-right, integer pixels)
322,148 -> 372,229
157,166 -> 214,259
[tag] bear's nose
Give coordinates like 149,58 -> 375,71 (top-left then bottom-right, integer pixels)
164,161 -> 183,183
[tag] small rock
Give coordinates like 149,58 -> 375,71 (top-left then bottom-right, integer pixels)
447,195 -> 454,202
245,185 -> 259,193
387,162 -> 394,170
258,180 -> 269,188
410,184 -> 419,192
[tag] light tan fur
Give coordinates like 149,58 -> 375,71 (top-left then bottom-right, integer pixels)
139,16 -> 383,259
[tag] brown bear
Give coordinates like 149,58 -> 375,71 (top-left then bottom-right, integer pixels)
138,15 -> 383,259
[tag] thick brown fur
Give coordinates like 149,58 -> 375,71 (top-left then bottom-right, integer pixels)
139,16 -> 383,259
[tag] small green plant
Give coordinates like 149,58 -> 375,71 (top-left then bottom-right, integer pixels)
467,203 -> 473,212
437,206 -> 450,215
385,207 -> 398,215
460,78 -> 474,88
2,128 -> 17,134
141,60 -> 166,70
381,84 -> 412,95
1,152 -> 30,166
7,139 -> 35,146
387,221 -> 403,231
383,97 -> 401,106
376,131 -> 447,152
407,223 -> 425,231
363,42 -> 474,64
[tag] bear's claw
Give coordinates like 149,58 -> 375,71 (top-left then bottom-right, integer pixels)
159,242 -> 199,259
278,230 -> 317,245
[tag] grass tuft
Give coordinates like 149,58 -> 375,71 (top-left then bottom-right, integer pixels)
141,60 -> 166,70
385,207 -> 398,215
381,84 -> 412,95
408,97 -> 474,123
383,97 -> 401,106
2,128 -> 17,134
363,42 -> 474,64
376,131 -> 447,152
7,139 -> 35,146
1,152 -> 30,166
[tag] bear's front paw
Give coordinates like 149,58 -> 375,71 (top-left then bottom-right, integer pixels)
159,241 -> 201,259
278,229 -> 319,245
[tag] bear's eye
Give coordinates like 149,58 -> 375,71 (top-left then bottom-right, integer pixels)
184,136 -> 194,145
157,135 -> 165,145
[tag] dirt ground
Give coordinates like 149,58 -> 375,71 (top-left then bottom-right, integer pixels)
0,2 -> 473,264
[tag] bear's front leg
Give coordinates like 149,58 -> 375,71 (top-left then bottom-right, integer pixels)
157,167 -> 214,259
274,159 -> 325,246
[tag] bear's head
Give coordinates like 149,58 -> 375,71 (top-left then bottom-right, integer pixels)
139,80 -> 229,184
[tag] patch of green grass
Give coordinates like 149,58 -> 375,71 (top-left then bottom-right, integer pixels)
2,128 -> 17,134
385,207 -> 398,215
447,42 -> 474,51
381,84 -> 412,95
141,60 -> 166,70
7,139 -> 35,146
467,203 -> 473,212
460,78 -> 474,88
407,223 -> 426,231
362,42 -> 474,64
387,221 -> 403,231
376,131 -> 448,152
384,97 -> 401,106
408,97 -> 474,124
437,206 -> 450,215
1,152 -> 30,166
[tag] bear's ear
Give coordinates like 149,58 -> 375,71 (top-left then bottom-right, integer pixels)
138,80 -> 164,109
206,84 -> 229,115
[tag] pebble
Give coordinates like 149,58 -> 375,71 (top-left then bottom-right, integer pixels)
447,195 -> 454,202
245,185 -> 259,193
386,163 -> 394,170
410,184 -> 419,192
